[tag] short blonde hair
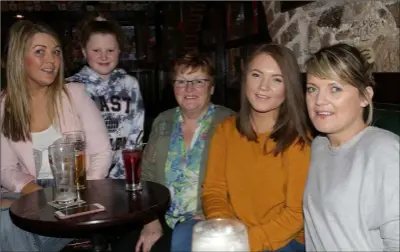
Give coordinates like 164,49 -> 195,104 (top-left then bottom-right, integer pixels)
306,43 -> 375,125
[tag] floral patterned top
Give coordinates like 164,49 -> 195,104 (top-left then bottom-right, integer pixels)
165,104 -> 216,228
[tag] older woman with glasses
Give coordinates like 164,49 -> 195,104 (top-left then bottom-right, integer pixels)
113,52 -> 235,252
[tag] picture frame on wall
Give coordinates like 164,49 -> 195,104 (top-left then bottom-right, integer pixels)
226,3 -> 247,41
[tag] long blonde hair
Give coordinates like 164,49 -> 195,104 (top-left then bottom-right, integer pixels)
1,20 -> 69,142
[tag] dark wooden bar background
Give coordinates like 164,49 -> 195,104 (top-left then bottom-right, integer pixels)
1,1 -> 399,141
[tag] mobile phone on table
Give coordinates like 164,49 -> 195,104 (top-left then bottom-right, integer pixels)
54,203 -> 105,219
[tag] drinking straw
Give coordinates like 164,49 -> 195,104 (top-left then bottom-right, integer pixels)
135,130 -> 143,145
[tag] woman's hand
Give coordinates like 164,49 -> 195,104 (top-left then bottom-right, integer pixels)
135,219 -> 163,252
192,214 -> 205,220
0,198 -> 14,209
21,182 -> 42,195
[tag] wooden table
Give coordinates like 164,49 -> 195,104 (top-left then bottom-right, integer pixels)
9,179 -> 170,251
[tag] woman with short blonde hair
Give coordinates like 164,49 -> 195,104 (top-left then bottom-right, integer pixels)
303,43 -> 399,251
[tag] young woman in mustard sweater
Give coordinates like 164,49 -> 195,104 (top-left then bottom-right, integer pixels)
202,44 -> 311,252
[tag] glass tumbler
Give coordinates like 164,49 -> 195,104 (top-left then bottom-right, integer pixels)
192,218 -> 250,251
48,142 -> 77,205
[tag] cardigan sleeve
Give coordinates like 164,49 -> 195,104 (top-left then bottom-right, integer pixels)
0,97 -> 35,193
141,116 -> 160,183
0,133 -> 35,193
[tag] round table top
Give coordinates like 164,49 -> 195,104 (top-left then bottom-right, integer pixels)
9,180 -> 170,237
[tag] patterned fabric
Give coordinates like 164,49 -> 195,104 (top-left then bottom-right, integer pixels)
165,104 -> 216,228
66,66 -> 145,179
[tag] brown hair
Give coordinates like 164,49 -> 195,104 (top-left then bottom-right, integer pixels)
75,11 -> 108,45
80,20 -> 125,49
172,51 -> 216,85
306,43 -> 375,124
1,20 -> 69,142
236,43 -> 311,156
84,11 -> 108,22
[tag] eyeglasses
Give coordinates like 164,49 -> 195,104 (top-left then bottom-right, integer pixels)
173,79 -> 210,88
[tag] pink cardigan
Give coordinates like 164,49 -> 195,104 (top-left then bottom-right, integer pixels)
0,83 -> 112,193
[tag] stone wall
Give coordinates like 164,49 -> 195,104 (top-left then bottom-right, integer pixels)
263,0 -> 400,72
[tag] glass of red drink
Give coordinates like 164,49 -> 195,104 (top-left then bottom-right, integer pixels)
122,143 -> 144,191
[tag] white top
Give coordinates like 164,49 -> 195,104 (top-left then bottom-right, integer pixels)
303,127 -> 400,251
32,125 -> 62,180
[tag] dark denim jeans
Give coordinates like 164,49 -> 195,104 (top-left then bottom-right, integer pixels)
170,218 -> 201,252
264,239 -> 305,252
0,180 -> 72,252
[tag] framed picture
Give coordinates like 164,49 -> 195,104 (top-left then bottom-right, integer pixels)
226,3 -> 247,41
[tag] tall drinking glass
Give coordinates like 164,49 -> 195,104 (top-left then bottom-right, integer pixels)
122,143 -> 144,191
192,218 -> 250,251
63,131 -> 86,190
48,142 -> 77,205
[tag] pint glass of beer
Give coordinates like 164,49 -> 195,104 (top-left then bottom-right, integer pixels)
63,131 -> 87,190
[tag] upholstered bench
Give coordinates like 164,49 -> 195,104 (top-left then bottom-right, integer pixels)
372,104 -> 400,136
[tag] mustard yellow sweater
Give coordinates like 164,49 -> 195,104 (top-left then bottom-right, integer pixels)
202,117 -> 311,251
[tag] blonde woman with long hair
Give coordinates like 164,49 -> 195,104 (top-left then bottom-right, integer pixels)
303,43 -> 399,251
0,20 -> 112,251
